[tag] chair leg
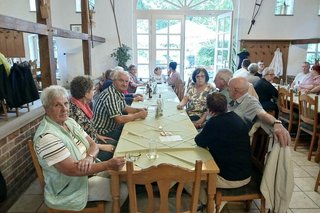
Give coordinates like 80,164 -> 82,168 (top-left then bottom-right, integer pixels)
260,197 -> 266,213
294,126 -> 301,151
307,135 -> 317,161
315,138 -> 320,163
315,170 -> 320,192
215,192 -> 222,213
245,200 -> 252,211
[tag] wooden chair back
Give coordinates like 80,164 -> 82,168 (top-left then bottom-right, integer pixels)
174,80 -> 185,101
294,94 -> 319,161
278,87 -> 297,133
126,160 -> 202,213
27,140 -> 106,213
215,127 -> 270,213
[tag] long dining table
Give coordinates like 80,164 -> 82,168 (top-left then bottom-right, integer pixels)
109,84 -> 220,213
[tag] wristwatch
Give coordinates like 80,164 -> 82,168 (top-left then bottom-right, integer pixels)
273,120 -> 282,125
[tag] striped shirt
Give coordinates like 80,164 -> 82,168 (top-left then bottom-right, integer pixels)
35,129 -> 88,166
93,84 -> 126,136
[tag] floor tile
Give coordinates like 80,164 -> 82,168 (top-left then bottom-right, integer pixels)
295,177 -> 318,191
304,191 -> 320,208
23,180 -> 42,195
292,156 -> 319,166
302,165 -> 320,178
7,194 -> 44,213
294,165 -> 312,178
289,192 -> 318,209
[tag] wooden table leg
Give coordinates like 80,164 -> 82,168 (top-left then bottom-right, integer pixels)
111,172 -> 121,213
207,173 -> 217,213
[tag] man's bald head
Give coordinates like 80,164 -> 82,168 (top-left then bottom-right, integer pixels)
228,77 -> 249,100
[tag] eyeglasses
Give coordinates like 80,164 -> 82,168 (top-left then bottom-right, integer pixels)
125,153 -> 141,162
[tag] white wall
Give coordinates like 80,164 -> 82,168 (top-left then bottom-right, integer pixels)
0,0 -> 319,84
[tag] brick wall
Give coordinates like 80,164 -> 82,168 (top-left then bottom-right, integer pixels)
0,116 -> 43,213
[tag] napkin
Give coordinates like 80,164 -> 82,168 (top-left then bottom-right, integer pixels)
159,135 -> 183,142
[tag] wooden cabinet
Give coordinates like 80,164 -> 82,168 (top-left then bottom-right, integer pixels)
0,29 -> 25,57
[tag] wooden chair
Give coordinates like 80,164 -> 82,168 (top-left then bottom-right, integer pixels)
215,127 -> 269,213
174,81 -> 185,101
277,87 -> 298,137
294,94 -> 319,161
27,140 -> 106,213
126,160 -> 202,213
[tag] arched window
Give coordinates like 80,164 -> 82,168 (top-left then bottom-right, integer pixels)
135,0 -> 233,81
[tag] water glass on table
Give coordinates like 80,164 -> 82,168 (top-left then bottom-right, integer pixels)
146,140 -> 158,160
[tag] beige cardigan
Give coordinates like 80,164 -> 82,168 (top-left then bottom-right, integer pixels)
249,122 -> 294,213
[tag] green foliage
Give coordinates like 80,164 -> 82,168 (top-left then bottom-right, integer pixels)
110,44 -> 132,70
197,41 -> 215,66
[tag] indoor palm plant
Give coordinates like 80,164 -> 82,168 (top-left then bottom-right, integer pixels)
110,44 -> 131,70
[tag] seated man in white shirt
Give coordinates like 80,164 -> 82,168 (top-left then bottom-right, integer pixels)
233,59 -> 251,78
291,61 -> 311,89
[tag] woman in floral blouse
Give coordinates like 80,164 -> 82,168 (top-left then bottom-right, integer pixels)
177,67 -> 215,129
69,76 -> 116,161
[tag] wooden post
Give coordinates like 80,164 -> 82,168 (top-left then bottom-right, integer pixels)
81,0 -> 91,76
36,0 -> 57,88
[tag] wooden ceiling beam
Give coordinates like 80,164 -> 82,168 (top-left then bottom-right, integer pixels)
0,14 -> 105,42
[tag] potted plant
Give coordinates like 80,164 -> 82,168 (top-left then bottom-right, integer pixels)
110,44 -> 131,70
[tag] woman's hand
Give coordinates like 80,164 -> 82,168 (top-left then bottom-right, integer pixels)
96,134 -> 116,143
177,104 -> 183,110
77,155 -> 95,173
99,144 -> 115,153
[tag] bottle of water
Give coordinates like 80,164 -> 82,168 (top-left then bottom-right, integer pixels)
155,94 -> 163,118
280,78 -> 283,86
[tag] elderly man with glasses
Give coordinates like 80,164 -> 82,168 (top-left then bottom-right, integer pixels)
93,70 -> 148,141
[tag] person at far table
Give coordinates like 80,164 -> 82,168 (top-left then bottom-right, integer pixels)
177,67 -> 215,129
233,58 -> 251,78
255,60 -> 265,78
254,67 -> 279,117
101,67 -> 144,105
298,65 -> 320,94
153,66 -> 166,84
127,64 -> 144,93
247,63 -> 260,85
189,92 -> 251,205
228,77 -> 290,147
291,61 -> 311,89
93,70 -> 148,141
214,68 -> 259,104
167,61 -> 182,87
33,85 -> 128,212
69,76 -> 116,161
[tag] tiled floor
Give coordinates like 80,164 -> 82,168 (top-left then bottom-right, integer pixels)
7,145 -> 320,213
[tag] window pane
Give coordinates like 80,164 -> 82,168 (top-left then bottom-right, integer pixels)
137,35 -> 149,49
76,0 -> 95,12
168,20 -> 181,34
137,19 -> 149,33
29,0 -> 36,11
137,0 -> 181,10
156,35 -> 168,49
156,50 -> 168,64
137,50 -> 149,64
169,50 -> 180,62
169,35 -> 181,49
137,65 -> 149,78
308,44 -> 316,52
275,0 -> 294,15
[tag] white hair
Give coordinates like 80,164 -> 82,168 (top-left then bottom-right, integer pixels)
112,70 -> 129,81
40,85 -> 69,108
